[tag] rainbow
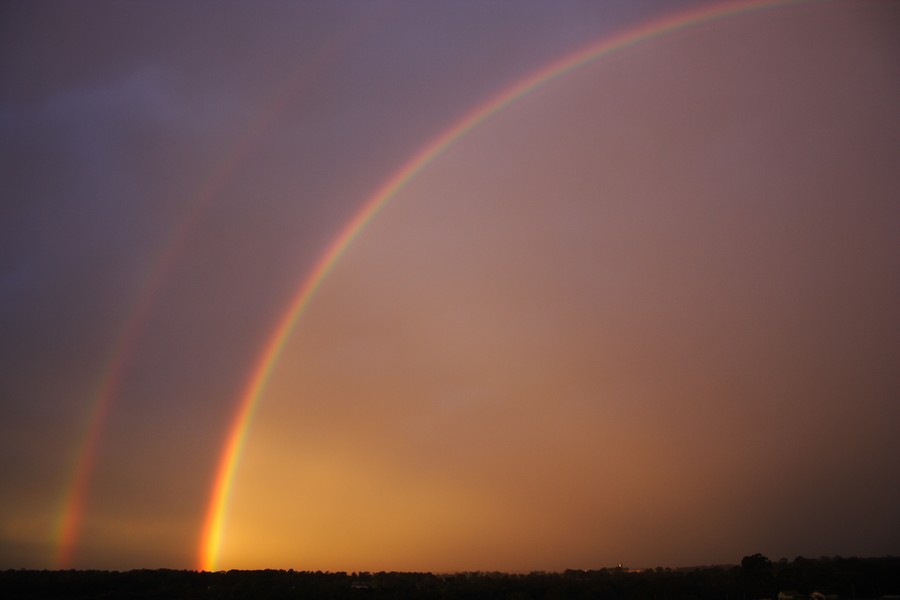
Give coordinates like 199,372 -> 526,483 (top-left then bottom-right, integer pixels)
52,126 -> 277,569
51,11 -> 387,568
199,0 -> 825,571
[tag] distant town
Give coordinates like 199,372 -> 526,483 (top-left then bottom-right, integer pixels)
2,555 -> 898,599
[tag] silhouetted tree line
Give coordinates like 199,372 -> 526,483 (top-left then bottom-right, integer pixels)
2,555 -> 898,600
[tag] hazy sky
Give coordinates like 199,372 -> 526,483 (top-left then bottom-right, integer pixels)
1,0 -> 898,572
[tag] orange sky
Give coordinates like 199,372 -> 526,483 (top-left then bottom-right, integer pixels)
1,0 -> 898,571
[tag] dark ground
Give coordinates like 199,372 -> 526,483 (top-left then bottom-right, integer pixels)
2,555 -> 898,599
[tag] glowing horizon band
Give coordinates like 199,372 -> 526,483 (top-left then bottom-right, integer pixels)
199,0 -> 825,571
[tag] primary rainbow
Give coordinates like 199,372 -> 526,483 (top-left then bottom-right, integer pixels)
199,0 -> 825,571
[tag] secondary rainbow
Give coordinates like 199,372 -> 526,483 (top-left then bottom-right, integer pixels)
199,0 -> 826,571
50,15 -> 385,568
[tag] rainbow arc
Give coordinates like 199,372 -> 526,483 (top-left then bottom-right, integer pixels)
197,0 -> 824,572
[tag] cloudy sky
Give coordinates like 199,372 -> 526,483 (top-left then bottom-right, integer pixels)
1,0 -> 898,572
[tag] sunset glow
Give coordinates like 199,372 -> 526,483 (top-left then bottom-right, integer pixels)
1,0 -> 898,572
